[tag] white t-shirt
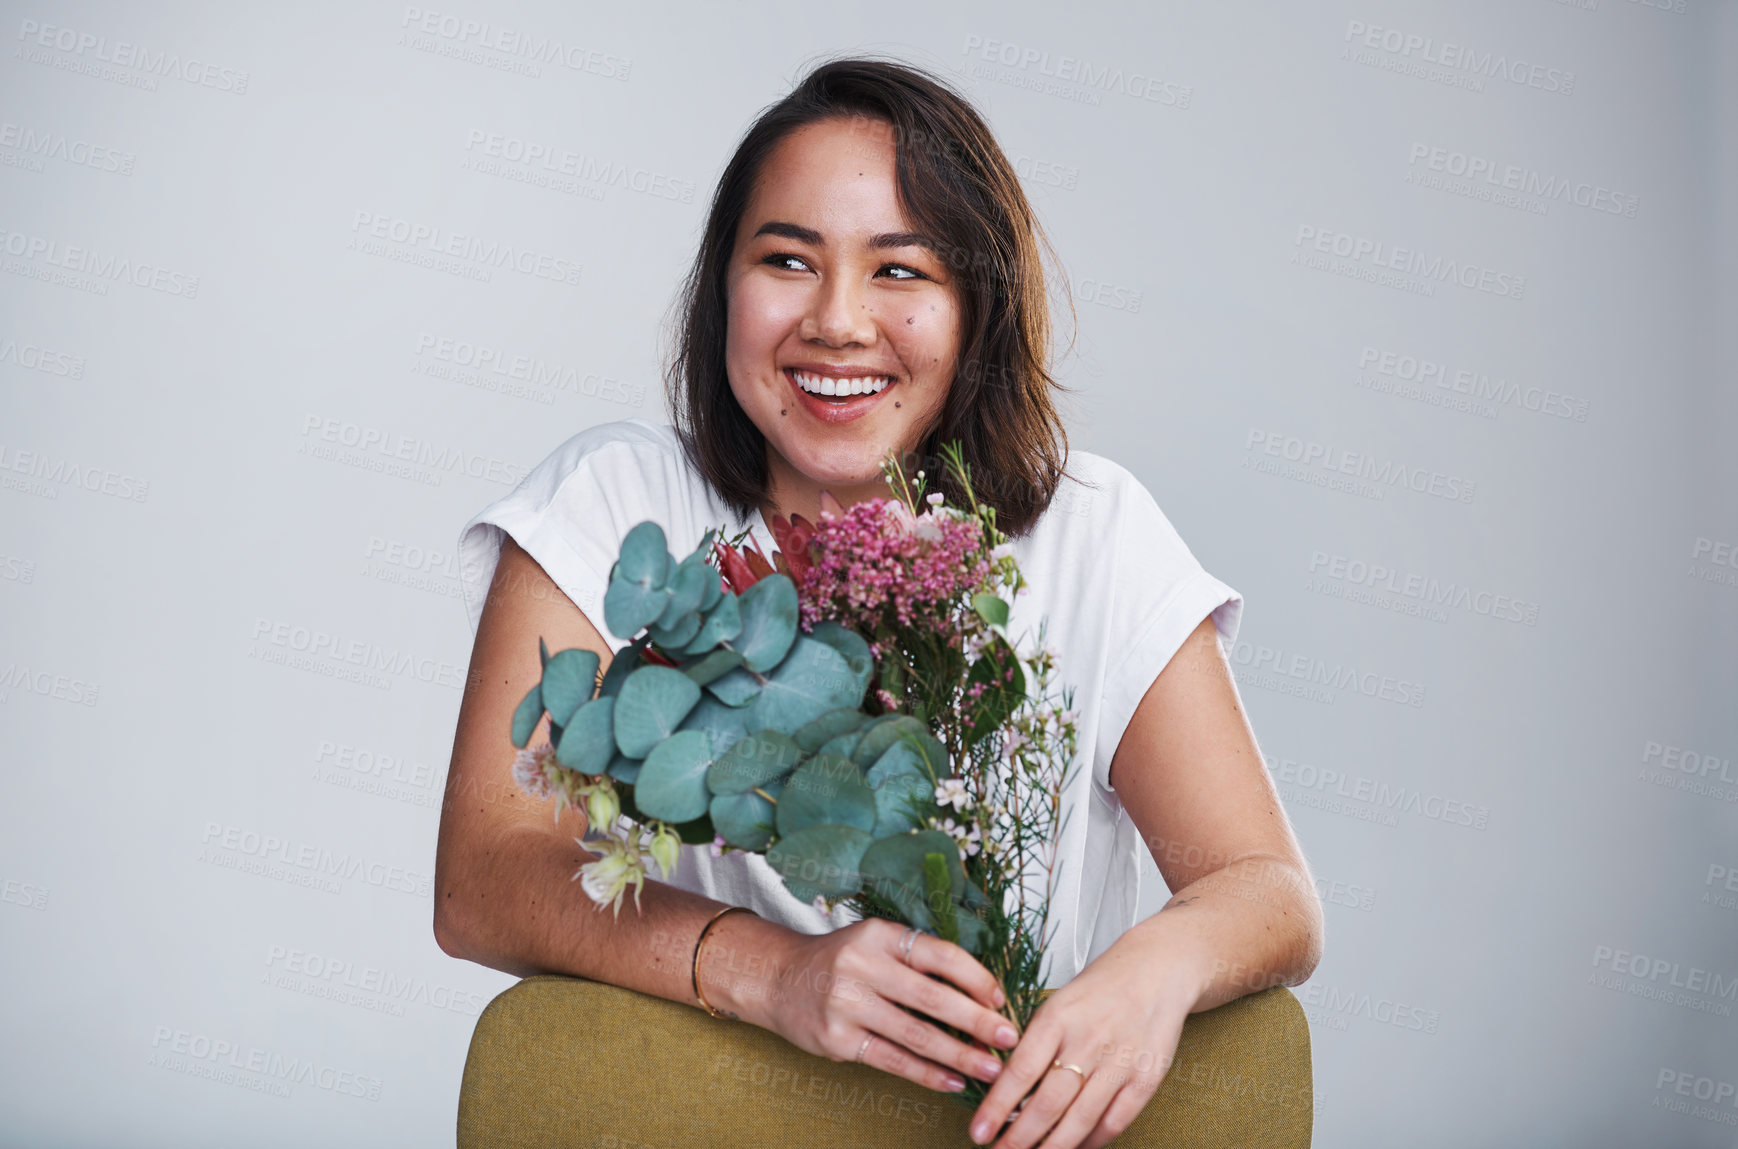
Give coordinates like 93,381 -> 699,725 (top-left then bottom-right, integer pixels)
456,417 -> 1242,987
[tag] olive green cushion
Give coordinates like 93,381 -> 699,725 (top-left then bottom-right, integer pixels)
458,976 -> 1311,1147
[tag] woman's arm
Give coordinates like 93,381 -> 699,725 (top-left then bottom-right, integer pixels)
967,614 -> 1324,1148
432,534 -> 748,1001
433,537 -> 1018,1092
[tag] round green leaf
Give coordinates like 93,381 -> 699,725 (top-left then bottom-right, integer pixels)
618,521 -> 670,585
972,593 -> 1010,628
613,666 -> 702,757
684,590 -> 742,655
871,771 -> 934,838
509,682 -> 543,749
709,789 -> 777,850
604,577 -> 669,639
776,753 -> 877,837
793,707 -> 868,753
605,750 -> 641,785
749,637 -> 860,734
556,696 -> 614,776
705,665 -> 762,707
766,825 -> 873,902
657,554 -> 713,629
806,621 -> 873,698
859,830 -> 968,932
734,574 -> 799,671
633,729 -> 713,823
541,648 -> 600,728
708,730 -> 803,794
676,693 -> 751,760
681,648 -> 746,687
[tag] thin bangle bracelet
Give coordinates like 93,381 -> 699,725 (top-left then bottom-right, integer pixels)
692,905 -> 759,1019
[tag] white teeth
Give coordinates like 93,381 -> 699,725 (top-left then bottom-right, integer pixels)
792,370 -> 891,397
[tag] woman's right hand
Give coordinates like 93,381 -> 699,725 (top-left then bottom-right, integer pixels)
759,917 -> 1022,1094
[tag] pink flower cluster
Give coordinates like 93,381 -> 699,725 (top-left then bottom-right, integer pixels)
798,499 -> 989,635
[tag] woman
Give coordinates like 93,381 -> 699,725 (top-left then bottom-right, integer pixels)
435,56 -> 1322,1149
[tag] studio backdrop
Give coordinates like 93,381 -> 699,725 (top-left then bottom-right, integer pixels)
2,2 -> 1734,1146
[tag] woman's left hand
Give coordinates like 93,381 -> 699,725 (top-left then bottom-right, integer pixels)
965,941 -> 1197,1148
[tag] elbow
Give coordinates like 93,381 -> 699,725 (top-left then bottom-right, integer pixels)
433,893 -> 473,962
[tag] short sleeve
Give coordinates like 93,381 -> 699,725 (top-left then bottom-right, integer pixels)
455,419 -> 694,650
1091,468 -> 1243,793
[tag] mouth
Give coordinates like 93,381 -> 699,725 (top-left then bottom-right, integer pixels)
783,367 -> 899,424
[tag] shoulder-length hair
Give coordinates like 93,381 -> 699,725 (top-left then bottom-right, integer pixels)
664,55 -> 1077,539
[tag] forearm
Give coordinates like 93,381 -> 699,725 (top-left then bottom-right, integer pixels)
435,820 -> 800,1021
1108,853 -> 1324,1014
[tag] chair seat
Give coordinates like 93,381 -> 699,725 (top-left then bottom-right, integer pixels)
458,976 -> 1311,1147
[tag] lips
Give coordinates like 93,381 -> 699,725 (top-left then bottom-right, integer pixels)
782,367 -> 898,424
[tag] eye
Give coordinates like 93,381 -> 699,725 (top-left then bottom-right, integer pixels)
762,252 -> 811,272
879,264 -> 924,281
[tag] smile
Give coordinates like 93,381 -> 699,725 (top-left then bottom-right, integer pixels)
782,367 -> 899,424
790,369 -> 893,397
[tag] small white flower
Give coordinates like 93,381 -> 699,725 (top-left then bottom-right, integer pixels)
990,542 -> 1015,562
934,778 -> 971,811
511,742 -> 556,800
926,491 -> 945,506
939,817 -> 982,859
811,894 -> 831,916
575,835 -> 648,917
709,833 -> 728,859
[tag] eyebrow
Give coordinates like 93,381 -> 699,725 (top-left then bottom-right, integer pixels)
751,220 -> 936,253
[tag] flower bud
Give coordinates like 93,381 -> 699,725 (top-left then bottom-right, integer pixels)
650,824 -> 682,879
586,781 -> 621,832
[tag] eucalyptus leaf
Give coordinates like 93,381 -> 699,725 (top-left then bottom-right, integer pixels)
541,649 -> 600,727
683,589 -> 742,655
709,788 -> 778,851
604,577 -> 669,640
605,750 -> 641,785
648,609 -> 702,651
705,665 -> 762,707
613,666 -> 702,757
793,707 -> 868,753
805,621 -> 873,699
676,693 -> 752,760
748,637 -> 860,734
617,521 -> 670,585
680,648 -> 746,687
775,753 -> 877,837
859,830 -> 970,934
633,729 -> 713,823
733,574 -> 799,671
871,771 -> 934,838
657,555 -> 713,629
708,730 -> 803,794
766,825 -> 873,902
556,696 -> 615,776
509,682 -> 543,749
598,634 -> 650,700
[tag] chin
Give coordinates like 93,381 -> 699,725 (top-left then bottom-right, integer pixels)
779,434 -> 896,490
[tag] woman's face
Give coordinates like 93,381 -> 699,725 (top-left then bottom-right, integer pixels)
725,115 -> 961,515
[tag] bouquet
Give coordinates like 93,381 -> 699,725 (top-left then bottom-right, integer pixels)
509,442 -> 1079,1099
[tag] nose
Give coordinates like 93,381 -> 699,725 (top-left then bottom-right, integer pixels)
799,269 -> 877,349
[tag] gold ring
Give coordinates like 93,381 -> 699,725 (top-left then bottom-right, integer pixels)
1051,1060 -> 1088,1084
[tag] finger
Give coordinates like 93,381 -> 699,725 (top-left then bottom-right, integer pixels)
969,1022 -> 1061,1144
865,991 -> 1006,1085
1080,1077 -> 1159,1149
882,961 -> 1019,1057
1034,1069 -> 1122,1149
855,1026 -> 967,1095
990,1067 -> 1081,1149
903,930 -> 1005,1012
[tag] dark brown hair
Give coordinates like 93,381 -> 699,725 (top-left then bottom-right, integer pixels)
664,55 -> 1079,539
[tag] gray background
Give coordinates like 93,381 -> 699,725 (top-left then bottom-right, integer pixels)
2,1 -> 1734,1145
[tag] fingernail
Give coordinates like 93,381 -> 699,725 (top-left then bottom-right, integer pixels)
971,1119 -> 991,1143
996,1024 -> 1018,1047
993,985 -> 1006,1007
945,1074 -> 965,1092
979,1058 -> 1002,1080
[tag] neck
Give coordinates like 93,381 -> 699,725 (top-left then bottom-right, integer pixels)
758,448 -> 897,528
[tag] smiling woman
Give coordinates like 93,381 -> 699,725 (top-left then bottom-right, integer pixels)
436,56 -> 1321,1149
